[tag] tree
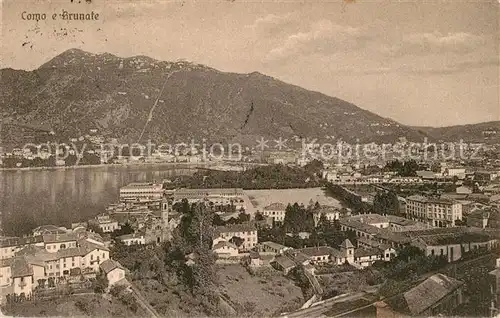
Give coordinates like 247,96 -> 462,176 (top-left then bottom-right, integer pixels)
87,222 -> 104,235
229,236 -> 244,248
175,203 -> 214,251
317,213 -> 330,231
92,270 -> 109,293
384,159 -> 420,177
237,212 -> 250,223
48,277 -> 55,288
255,212 -> 265,221
37,278 -> 47,289
373,191 -> 400,216
112,222 -> 134,237
304,159 -> 324,177
212,213 -> 225,226
283,203 -> 315,233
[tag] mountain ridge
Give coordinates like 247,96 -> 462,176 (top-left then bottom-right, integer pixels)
1,49 -> 495,148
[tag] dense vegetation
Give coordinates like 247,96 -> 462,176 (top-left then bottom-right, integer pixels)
383,159 -> 422,177
373,191 -> 401,216
179,164 -> 321,189
325,183 -> 372,214
258,202 -> 356,249
110,201 -> 223,316
376,246 -> 448,299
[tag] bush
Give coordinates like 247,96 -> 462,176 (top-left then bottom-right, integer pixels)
109,284 -> 126,297
75,299 -> 93,314
92,271 -> 109,293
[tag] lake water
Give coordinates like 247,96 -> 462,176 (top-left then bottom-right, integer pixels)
0,165 -> 196,236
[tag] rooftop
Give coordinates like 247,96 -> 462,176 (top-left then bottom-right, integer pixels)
357,237 -> 392,251
213,241 -> 238,250
120,183 -> 163,190
263,202 -> 287,211
33,225 -> 68,235
406,195 -> 457,205
214,222 -> 256,236
299,246 -> 339,257
11,257 -> 33,278
348,213 -> 389,224
261,241 -> 288,251
42,233 -> 78,243
354,247 -> 381,258
100,259 -> 124,274
116,233 -> 144,241
0,235 -> 43,248
403,274 -> 463,315
340,239 -> 354,249
272,255 -> 296,269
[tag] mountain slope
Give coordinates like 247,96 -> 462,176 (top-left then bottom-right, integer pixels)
412,121 -> 500,144
1,48 -> 428,147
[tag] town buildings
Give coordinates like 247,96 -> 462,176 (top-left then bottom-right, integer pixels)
312,207 -> 341,227
258,241 -> 291,255
173,188 -> 247,211
261,202 -> 286,225
212,241 -> 239,258
116,233 -> 146,246
212,223 -> 258,252
0,228 -> 111,299
99,259 -> 126,287
376,274 -> 464,316
119,182 -> 164,202
88,214 -> 120,233
408,227 -> 499,262
300,239 -> 356,265
467,207 -> 500,230
405,195 -> 463,227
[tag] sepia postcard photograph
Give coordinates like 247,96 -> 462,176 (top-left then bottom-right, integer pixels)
1,0 -> 499,317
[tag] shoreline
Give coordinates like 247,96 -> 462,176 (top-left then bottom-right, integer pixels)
0,161 -> 214,172
0,160 -> 268,172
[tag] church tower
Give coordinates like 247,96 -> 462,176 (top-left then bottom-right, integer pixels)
340,239 -> 355,264
160,198 -> 171,242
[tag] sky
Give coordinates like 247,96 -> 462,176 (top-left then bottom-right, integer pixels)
1,0 -> 499,127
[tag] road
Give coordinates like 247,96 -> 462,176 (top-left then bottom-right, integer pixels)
125,279 -> 161,318
281,292 -> 368,318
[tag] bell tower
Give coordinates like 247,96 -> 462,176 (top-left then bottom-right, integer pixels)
340,239 -> 355,264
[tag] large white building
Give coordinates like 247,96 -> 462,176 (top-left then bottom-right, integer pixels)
312,207 -> 341,227
212,223 -> 258,251
405,195 -> 463,227
173,188 -> 247,211
119,182 -> 164,202
88,214 -> 120,233
261,202 -> 286,225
